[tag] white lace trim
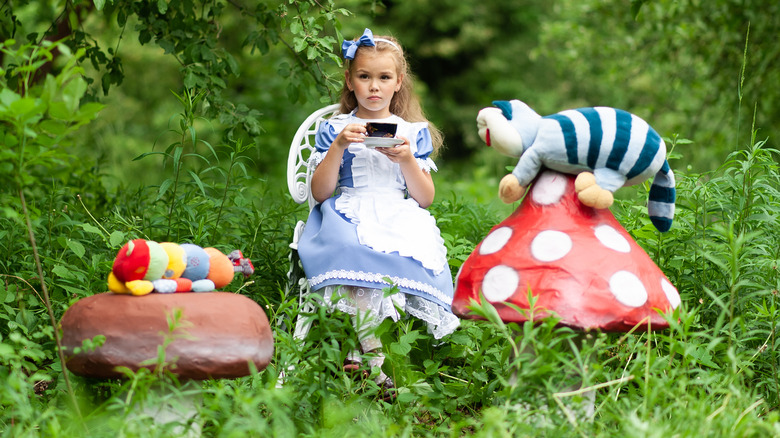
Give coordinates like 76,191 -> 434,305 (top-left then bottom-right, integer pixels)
310,151 -> 326,166
404,295 -> 461,338
321,286 -> 460,339
417,157 -> 438,173
309,269 -> 452,306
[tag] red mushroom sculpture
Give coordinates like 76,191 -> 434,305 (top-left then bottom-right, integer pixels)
452,170 -> 680,332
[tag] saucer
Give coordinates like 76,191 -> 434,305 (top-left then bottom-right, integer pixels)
364,137 -> 404,148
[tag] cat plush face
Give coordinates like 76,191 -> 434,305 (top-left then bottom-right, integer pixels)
476,100 -> 541,157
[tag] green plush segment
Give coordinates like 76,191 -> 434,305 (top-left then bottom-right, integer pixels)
143,241 -> 169,281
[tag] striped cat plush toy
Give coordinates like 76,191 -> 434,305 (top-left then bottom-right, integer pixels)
477,99 -> 676,232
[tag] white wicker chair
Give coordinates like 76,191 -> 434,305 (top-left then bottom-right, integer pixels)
285,103 -> 341,341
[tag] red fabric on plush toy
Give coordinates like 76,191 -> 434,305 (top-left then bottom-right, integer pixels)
111,239 -> 150,282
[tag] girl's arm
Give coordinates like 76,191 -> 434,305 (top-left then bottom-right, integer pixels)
310,123 -> 367,203
377,137 -> 435,208
401,162 -> 435,208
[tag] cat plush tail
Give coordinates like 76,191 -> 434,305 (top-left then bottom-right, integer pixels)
648,161 -> 675,232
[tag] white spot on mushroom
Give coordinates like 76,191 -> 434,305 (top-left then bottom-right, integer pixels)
609,271 -> 648,307
482,265 -> 519,302
531,171 -> 568,205
480,227 -> 513,255
531,230 -> 572,262
594,225 -> 631,253
661,278 -> 681,309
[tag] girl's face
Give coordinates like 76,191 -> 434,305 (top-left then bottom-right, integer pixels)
346,51 -> 403,119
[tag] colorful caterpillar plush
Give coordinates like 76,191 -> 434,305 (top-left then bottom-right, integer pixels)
108,240 -> 254,296
476,99 -> 676,232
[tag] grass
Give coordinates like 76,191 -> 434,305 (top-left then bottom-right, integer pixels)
4,81 -> 780,435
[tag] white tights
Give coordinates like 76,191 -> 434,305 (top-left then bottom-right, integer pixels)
350,287 -> 390,384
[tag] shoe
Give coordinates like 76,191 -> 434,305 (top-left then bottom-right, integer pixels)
343,351 -> 369,378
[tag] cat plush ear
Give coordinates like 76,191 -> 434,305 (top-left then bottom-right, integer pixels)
452,170 -> 680,332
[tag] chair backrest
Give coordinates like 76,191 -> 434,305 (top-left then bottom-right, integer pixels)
286,104 -> 341,211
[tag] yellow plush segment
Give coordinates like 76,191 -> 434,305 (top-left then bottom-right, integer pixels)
126,280 -> 155,296
204,247 -> 235,289
160,242 -> 187,279
107,272 -> 131,294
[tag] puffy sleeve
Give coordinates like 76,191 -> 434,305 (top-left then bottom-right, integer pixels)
413,126 -> 438,173
311,120 -> 339,165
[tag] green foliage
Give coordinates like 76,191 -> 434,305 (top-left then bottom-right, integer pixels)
3,0 -> 780,436
0,38 -> 103,201
366,0 -> 779,175
531,0 -> 780,171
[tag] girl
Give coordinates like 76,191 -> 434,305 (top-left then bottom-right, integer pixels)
297,28 -> 459,390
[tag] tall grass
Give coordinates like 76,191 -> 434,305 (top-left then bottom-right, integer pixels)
4,76 -> 780,436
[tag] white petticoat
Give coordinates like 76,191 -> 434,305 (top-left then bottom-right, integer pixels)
321,285 -> 460,339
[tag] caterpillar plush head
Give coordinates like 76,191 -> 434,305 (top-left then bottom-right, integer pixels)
108,240 -> 169,296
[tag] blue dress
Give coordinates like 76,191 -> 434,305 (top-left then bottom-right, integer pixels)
297,111 -> 459,339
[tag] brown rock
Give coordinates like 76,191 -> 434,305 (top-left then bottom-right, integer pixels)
61,292 -> 274,380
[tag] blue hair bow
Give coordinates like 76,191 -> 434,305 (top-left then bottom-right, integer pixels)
342,28 -> 375,60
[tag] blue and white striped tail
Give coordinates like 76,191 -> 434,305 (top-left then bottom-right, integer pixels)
648,160 -> 675,232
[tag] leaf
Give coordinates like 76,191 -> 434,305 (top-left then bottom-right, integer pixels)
188,170 -> 206,196
0,88 -> 20,109
0,343 -> 14,358
307,46 -> 318,60
52,265 -> 73,279
61,76 -> 88,113
690,345 -> 720,369
630,0 -> 647,20
293,37 -> 307,53
67,240 -> 85,259
0,287 -> 9,304
156,178 -> 174,201
109,230 -> 126,248
38,119 -> 69,136
290,20 -> 303,35
225,53 -> 239,75
390,341 -> 411,356
472,370 -> 489,382
76,102 -> 104,122
400,331 -> 423,346
183,71 -> 196,89
10,97 -> 39,118
80,223 -> 104,235
188,126 -> 197,149
173,145 -> 183,165
133,151 -> 166,161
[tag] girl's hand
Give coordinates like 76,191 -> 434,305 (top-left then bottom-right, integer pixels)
376,136 -> 414,164
378,136 -> 434,207
334,123 -> 367,149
